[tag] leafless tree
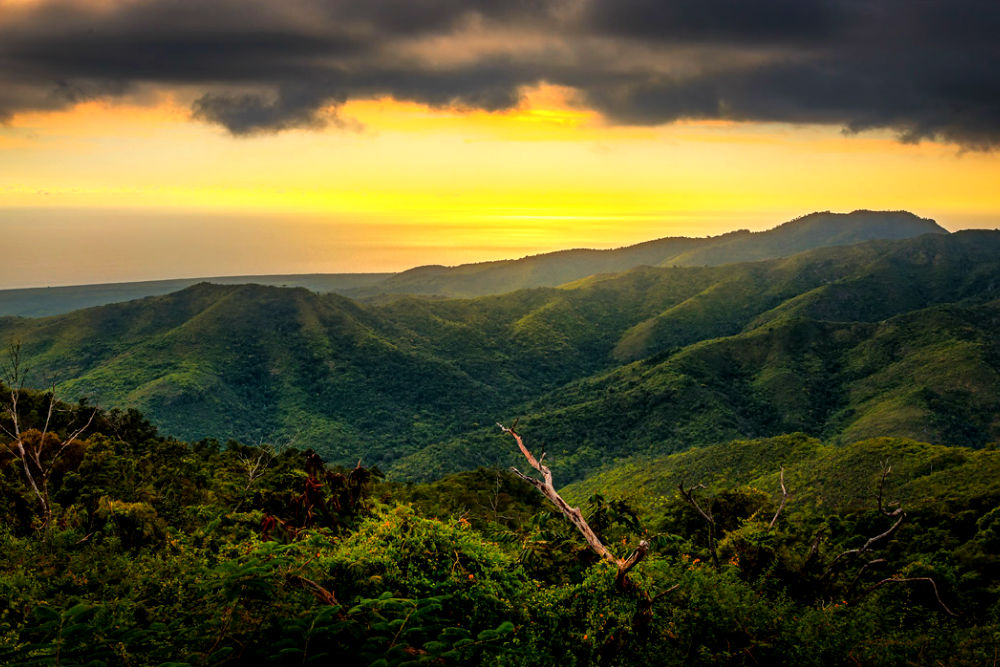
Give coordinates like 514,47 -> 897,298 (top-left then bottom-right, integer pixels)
1,341 -> 96,531
679,468 -> 791,570
820,460 -> 957,617
477,471 -> 517,524
498,423 -> 650,590
233,436 -> 294,511
822,461 -> 906,579
677,481 -> 723,569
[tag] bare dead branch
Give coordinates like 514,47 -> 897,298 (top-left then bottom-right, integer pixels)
0,420 -> 16,442
847,558 -> 888,594
652,584 -> 681,603
862,513 -> 906,553
801,528 -> 825,572
823,463 -> 906,579
855,577 -> 958,617
823,511 -> 906,579
3,341 -> 27,443
47,406 -> 96,471
615,540 -> 651,589
287,575 -> 341,608
234,436 -> 295,511
678,481 -> 720,569
678,482 -> 713,524
876,460 -> 903,518
478,471 -> 516,523
38,386 -> 56,459
499,423 -> 649,588
769,467 -> 790,530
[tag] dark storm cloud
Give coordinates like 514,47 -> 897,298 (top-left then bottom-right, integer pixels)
1,0 -> 998,147
580,0 -> 848,44
192,86 -> 345,136
329,0 -> 567,34
189,63 -> 532,134
576,0 -> 1000,148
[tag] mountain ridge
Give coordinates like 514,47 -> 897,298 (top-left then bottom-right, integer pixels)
349,210 -> 946,298
0,210 -> 947,317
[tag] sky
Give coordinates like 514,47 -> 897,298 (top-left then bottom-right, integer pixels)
1,0 -> 999,288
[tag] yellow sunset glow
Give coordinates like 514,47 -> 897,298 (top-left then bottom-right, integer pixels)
1,84 -> 998,286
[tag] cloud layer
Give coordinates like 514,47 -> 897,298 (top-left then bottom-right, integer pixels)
2,0 -> 998,147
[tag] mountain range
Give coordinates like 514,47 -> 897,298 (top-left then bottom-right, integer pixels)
354,209 -> 946,298
0,210 -> 944,317
1,210 -> 996,482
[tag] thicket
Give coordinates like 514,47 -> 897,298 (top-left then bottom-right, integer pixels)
2,390 -> 998,666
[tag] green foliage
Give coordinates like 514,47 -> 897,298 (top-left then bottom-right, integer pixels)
385,468 -> 546,531
1,403 -> 999,665
2,230 -> 998,484
562,434 -> 1000,516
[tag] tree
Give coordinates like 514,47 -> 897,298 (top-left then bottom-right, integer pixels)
0,341 -> 95,531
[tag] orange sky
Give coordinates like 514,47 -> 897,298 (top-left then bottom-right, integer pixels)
1,85 -> 998,288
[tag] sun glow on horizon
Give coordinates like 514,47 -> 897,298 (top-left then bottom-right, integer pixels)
1,84 -> 999,287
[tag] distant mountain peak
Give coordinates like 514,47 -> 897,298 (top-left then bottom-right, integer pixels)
367,209 -> 949,298
770,209 -> 947,234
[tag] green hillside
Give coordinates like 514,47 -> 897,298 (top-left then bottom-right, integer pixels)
0,230 -> 996,480
561,433 -> 1000,515
388,232 -> 1000,480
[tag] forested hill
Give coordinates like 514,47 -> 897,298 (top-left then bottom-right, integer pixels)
0,273 -> 393,319
346,210 -> 946,298
1,229 -> 996,482
0,210 -> 944,317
